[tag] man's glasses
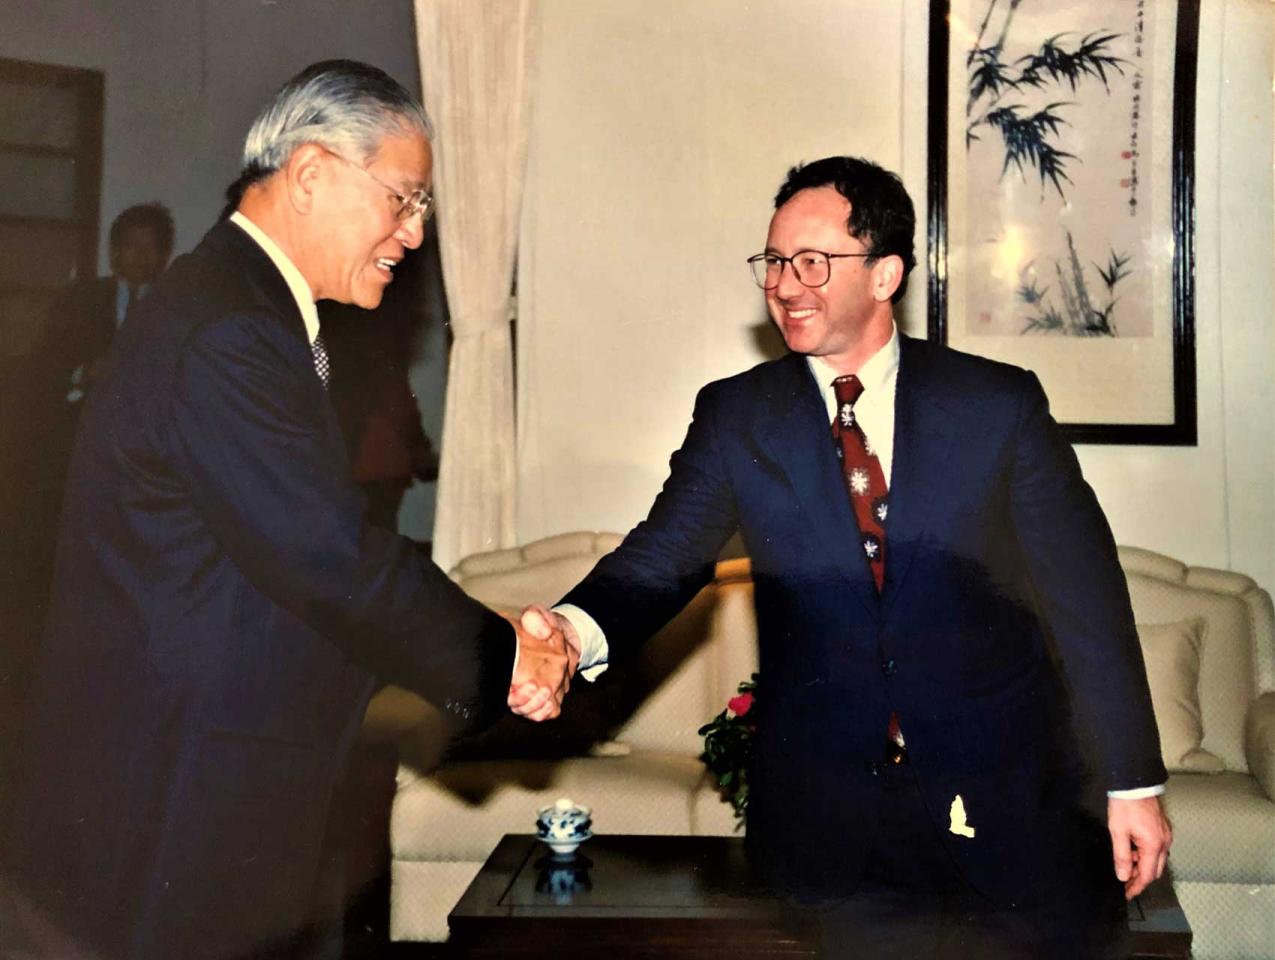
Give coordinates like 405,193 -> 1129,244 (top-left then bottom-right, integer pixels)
746,250 -> 872,290
322,146 -> 435,223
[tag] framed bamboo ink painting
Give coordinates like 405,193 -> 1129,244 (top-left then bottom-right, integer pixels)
927,0 -> 1199,444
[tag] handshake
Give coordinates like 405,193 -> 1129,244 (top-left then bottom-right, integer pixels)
506,605 -> 580,722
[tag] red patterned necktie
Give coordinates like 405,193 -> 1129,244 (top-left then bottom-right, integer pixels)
831,375 -> 888,590
831,375 -> 903,750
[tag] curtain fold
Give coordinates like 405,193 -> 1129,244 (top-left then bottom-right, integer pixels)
415,0 -> 535,570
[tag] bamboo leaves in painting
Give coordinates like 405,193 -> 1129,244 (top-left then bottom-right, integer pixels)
1019,231 -> 1131,336
966,0 -> 1127,201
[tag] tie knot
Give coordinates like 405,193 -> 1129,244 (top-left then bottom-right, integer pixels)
832,375 -> 864,407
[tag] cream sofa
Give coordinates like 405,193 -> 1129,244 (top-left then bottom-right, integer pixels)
370,533 -> 1275,959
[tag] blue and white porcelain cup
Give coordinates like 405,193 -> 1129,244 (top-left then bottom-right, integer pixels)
535,797 -> 592,855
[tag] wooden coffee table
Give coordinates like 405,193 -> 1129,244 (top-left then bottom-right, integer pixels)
447,834 -> 1190,959
1127,876 -> 1193,959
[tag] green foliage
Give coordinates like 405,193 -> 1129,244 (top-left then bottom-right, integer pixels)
698,674 -> 759,826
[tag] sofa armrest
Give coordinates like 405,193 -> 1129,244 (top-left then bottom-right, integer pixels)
1245,691 -> 1275,801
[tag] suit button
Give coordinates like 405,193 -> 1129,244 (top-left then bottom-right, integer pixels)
865,761 -> 885,776
881,659 -> 897,677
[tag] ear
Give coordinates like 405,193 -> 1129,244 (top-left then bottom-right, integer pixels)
870,254 -> 904,303
283,143 -> 327,215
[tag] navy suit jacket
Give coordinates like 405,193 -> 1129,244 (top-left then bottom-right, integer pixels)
11,221 -> 514,958
563,337 -> 1165,904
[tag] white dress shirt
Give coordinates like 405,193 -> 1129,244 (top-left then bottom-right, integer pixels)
115,280 -> 147,328
807,326 -> 900,485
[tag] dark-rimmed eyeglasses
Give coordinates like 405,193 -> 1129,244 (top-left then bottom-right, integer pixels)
746,249 -> 872,290
321,146 -> 435,223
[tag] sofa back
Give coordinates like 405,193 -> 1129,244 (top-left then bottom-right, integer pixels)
449,536 -> 1274,770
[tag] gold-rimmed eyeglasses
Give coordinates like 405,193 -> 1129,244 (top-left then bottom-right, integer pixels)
321,146 -> 435,223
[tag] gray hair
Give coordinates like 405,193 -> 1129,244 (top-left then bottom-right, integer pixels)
241,59 -> 432,177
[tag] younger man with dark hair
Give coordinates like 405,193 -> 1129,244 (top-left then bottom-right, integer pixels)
521,155 -> 1171,958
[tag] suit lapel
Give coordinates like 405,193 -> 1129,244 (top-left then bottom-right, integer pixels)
206,220 -> 319,387
759,354 -> 882,622
881,337 -> 958,618
211,221 -> 309,336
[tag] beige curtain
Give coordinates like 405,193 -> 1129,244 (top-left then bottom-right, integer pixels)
415,0 -> 536,570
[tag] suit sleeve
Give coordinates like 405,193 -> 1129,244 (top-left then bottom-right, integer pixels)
168,312 -> 514,732
1007,371 -> 1166,790
561,384 -> 740,664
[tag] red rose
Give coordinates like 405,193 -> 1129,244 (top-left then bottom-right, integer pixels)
728,692 -> 754,717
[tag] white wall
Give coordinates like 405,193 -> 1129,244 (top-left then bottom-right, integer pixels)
517,0 -> 913,541
1073,0 -> 1274,597
517,0 -> 1275,598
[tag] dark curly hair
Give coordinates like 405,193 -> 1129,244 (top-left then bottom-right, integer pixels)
774,157 -> 916,303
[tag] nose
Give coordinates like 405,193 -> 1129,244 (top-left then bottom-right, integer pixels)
395,212 -> 426,250
772,258 -> 804,300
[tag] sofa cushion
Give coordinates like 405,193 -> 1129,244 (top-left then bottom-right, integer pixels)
1123,548 -> 1270,773
391,751 -> 708,861
1138,619 -> 1225,773
691,777 -> 747,837
389,860 -> 485,943
1173,879 -> 1275,960
1163,772 -> 1275,884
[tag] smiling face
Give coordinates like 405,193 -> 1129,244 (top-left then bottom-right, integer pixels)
764,185 -> 899,373
310,130 -> 431,309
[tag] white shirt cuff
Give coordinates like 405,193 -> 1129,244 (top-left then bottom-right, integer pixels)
553,603 -> 609,681
1106,784 -> 1166,800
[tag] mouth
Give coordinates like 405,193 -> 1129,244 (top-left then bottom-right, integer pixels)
374,256 -> 400,280
783,307 -> 817,322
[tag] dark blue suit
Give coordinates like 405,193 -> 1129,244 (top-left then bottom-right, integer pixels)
9,221 -> 514,959
563,337 -> 1164,912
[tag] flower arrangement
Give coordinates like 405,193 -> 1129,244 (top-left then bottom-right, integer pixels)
697,674 -> 758,825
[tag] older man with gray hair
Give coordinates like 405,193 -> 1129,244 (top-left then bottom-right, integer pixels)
6,60 -> 573,960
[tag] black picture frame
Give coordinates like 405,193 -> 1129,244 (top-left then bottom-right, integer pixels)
927,0 -> 1199,445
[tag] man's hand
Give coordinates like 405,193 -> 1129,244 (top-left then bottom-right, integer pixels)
1108,795 -> 1172,900
506,605 -> 580,721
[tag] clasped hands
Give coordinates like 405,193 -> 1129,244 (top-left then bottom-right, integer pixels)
506,604 -> 580,722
